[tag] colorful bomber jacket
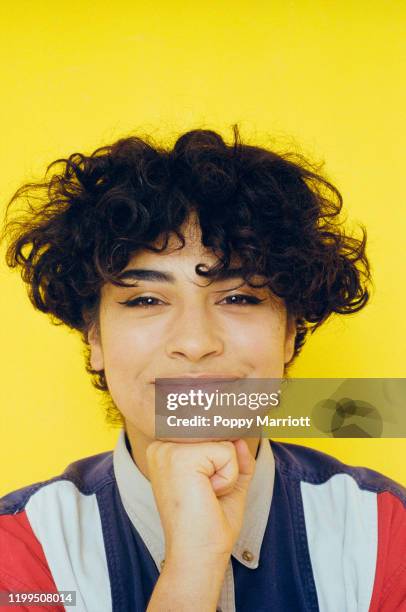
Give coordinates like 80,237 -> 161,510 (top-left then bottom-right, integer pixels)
0,431 -> 405,611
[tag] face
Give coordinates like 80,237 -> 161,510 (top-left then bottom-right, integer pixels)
88,219 -> 296,442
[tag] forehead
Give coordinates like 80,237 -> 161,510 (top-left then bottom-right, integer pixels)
101,217 -> 285,310
103,214 -> 276,295
125,217 -> 240,271
128,241 -> 218,270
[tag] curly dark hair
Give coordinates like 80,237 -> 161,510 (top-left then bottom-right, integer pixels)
1,126 -> 371,425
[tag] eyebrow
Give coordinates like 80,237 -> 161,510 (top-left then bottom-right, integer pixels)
116,267 -> 248,283
117,268 -> 176,282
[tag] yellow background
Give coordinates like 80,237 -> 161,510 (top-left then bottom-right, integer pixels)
0,1 -> 405,496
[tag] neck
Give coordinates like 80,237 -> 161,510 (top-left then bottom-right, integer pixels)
124,421 -> 261,479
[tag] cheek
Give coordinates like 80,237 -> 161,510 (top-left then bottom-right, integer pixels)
229,316 -> 286,370
99,317 -> 159,435
101,318 -> 161,381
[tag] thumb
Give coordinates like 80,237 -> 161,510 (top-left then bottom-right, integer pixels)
233,438 -> 256,479
230,438 -> 256,495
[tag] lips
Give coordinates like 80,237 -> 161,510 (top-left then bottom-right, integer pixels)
152,374 -> 243,395
152,373 -> 243,382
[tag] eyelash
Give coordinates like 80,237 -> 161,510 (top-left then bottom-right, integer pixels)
119,294 -> 266,308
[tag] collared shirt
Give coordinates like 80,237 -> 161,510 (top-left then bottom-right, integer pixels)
114,431 -> 275,611
0,430 -> 405,611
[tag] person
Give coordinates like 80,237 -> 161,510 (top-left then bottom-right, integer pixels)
0,128 -> 404,612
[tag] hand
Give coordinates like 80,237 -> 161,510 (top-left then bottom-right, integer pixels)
146,439 -> 255,561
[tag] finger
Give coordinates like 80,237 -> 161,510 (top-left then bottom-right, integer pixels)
233,439 -> 255,476
208,442 -> 239,495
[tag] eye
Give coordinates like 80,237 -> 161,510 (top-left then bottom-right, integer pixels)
118,296 -> 165,308
219,294 -> 266,306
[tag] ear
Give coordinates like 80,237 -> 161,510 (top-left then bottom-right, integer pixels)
284,316 -> 297,364
87,322 -> 104,371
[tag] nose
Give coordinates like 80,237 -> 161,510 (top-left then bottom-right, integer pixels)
165,303 -> 224,363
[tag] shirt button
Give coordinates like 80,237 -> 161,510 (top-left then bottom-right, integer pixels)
242,550 -> 254,562
160,559 -> 165,570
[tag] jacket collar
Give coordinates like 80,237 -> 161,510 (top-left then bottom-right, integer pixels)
113,429 -> 275,570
